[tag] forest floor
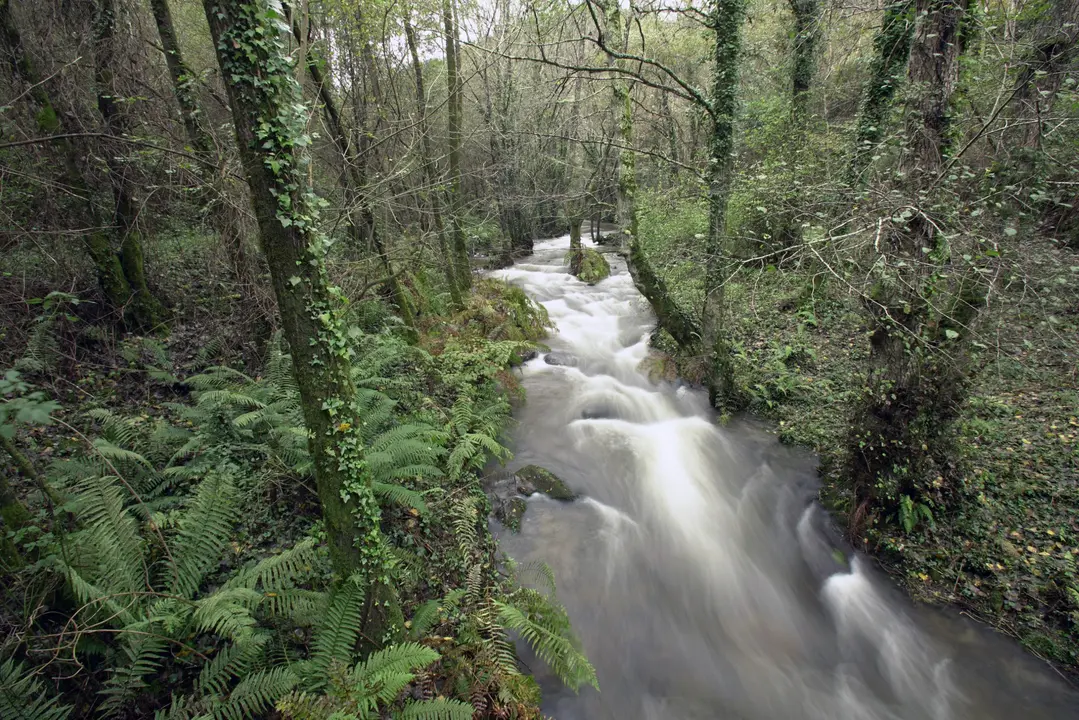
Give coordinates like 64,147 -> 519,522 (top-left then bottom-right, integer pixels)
0,225 -> 572,715
637,231 -> 1079,677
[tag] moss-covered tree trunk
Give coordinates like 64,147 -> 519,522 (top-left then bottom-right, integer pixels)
0,0 -> 156,329
850,0 -> 915,180
702,0 -> 747,407
443,0 -> 471,293
404,11 -> 462,307
596,0 -> 637,248
92,0 -> 167,331
202,0 -> 385,578
789,0 -> 821,120
902,0 -> 972,176
846,0 -> 980,537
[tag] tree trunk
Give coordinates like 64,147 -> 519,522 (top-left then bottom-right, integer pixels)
597,0 -> 637,248
297,18 -> 415,328
1011,0 -> 1079,147
702,0 -> 747,408
902,0 -> 972,176
404,12 -> 463,308
443,0 -> 471,292
0,0 -> 157,329
149,0 -> 256,287
846,0 -> 979,537
149,0 -> 210,155
92,0 -> 167,331
568,218 -> 583,275
789,0 -> 821,119
202,0 -> 384,579
851,0 -> 915,180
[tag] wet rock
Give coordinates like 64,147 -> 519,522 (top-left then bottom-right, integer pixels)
497,497 -> 527,532
485,471 -> 527,533
515,465 -> 576,501
544,352 -> 579,367
581,404 -> 616,420
514,347 -> 539,363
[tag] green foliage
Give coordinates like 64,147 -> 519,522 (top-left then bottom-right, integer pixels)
573,248 -> 610,285
0,370 -> 60,439
277,642 -> 471,720
0,659 -> 71,720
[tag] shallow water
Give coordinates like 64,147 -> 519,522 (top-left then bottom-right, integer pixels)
491,234 -> 1079,720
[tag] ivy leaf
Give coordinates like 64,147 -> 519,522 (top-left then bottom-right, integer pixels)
944,329 -> 959,340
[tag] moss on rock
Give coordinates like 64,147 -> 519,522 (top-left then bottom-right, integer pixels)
515,465 -> 576,500
575,248 -> 610,285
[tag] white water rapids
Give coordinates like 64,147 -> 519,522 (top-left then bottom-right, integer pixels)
491,234 -> 1079,720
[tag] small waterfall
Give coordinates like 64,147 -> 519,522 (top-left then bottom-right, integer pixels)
491,234 -> 1079,720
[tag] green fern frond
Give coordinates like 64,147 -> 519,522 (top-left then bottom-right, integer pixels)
60,563 -> 136,627
98,634 -> 170,715
0,659 -> 71,720
216,666 -> 298,720
72,474 -> 147,597
354,642 -> 440,682
309,580 -> 366,682
87,409 -> 144,451
227,537 -> 319,593
392,697 -> 473,720
191,588 -> 261,641
197,636 -> 268,698
407,601 -> 442,640
195,390 -> 267,411
91,438 -> 152,469
168,471 -> 239,597
187,366 -> 256,390
372,482 -> 429,515
494,601 -> 597,691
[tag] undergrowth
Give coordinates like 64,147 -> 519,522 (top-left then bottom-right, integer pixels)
0,242 -> 594,717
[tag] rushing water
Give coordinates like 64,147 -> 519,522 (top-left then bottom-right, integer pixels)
490,234 -> 1079,720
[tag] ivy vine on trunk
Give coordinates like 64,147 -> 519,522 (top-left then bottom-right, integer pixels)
201,0 -> 387,583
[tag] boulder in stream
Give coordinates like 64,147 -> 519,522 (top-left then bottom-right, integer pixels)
515,465 -> 577,500
544,351 -> 579,367
486,471 -> 528,533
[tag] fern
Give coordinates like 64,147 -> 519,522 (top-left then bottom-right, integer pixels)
98,634 -> 170,715
0,659 -> 71,720
392,698 -> 472,720
373,482 -> 429,515
71,474 -> 147,597
308,580 -> 366,682
196,637 -> 268,698
168,470 -> 238,597
216,666 -> 298,720
494,601 -> 596,691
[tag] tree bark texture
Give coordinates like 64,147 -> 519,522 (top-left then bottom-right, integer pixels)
851,0 -> 915,180
202,0 -> 383,578
92,0 -> 167,331
443,0 -> 471,293
702,0 -> 747,407
903,0 -> 972,175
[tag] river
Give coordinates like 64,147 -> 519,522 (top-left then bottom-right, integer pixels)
490,233 -> 1079,720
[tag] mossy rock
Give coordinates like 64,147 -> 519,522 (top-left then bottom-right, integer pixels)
576,248 -> 610,285
495,497 -> 528,532
515,465 -> 576,501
